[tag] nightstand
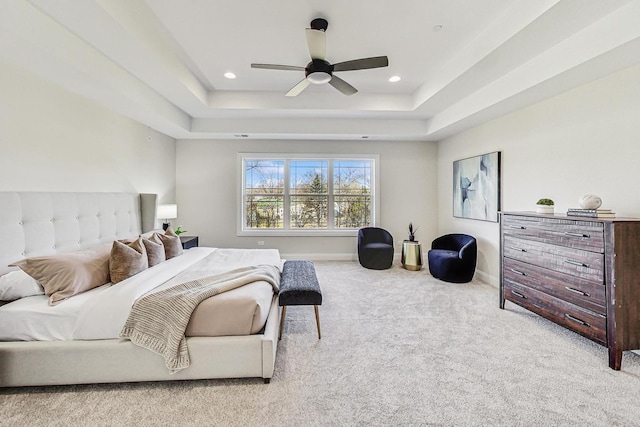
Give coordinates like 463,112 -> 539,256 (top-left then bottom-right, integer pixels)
179,235 -> 199,249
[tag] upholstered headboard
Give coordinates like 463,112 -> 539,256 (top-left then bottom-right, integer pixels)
0,192 -> 157,276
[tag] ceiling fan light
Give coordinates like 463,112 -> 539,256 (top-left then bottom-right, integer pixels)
307,72 -> 332,84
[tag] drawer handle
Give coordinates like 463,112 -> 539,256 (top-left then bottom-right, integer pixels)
564,232 -> 591,238
565,259 -> 589,268
509,268 -> 526,276
509,225 -> 526,230
510,247 -> 527,252
511,290 -> 526,299
565,313 -> 590,327
565,286 -> 590,297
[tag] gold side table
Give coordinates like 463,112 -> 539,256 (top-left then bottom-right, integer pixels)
401,240 -> 423,271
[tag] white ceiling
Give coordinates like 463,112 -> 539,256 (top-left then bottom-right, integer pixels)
1,0 -> 640,141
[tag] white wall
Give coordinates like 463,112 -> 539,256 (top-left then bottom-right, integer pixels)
7,54 -> 636,277
176,139 -> 437,259
0,61 -> 176,202
438,64 -> 640,285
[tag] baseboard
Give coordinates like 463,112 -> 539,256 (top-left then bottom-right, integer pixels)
475,270 -> 499,287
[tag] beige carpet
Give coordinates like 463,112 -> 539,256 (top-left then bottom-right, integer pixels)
2,261 -> 640,426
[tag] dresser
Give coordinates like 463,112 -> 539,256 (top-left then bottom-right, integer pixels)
500,212 -> 640,370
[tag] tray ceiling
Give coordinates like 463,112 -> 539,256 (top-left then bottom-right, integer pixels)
2,0 -> 639,141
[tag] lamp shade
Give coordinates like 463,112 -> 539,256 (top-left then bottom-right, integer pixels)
157,204 -> 177,220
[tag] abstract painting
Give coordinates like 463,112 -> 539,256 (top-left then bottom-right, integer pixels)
453,151 -> 501,222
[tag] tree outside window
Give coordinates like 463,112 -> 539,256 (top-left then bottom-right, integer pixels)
245,160 -> 284,229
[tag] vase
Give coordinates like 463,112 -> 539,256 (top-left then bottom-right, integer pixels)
536,205 -> 554,214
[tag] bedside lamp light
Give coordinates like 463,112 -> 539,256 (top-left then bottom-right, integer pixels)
157,204 -> 177,231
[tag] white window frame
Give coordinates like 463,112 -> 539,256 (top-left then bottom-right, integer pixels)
237,153 -> 380,237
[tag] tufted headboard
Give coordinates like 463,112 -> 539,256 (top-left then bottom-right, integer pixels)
0,192 -> 157,276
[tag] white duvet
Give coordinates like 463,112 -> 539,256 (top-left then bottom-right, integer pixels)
0,247 -> 282,341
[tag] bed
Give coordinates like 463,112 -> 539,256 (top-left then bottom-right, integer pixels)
0,192 -> 281,386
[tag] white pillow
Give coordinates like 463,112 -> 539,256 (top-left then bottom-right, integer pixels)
0,269 -> 45,301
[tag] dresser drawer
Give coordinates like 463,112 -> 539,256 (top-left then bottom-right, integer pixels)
503,258 -> 605,315
504,282 -> 606,345
503,235 -> 604,282
503,215 -> 604,253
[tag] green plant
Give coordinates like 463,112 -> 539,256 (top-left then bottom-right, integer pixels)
536,198 -> 554,206
408,222 -> 418,241
174,225 -> 187,235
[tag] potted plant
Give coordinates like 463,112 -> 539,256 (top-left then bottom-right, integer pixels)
536,198 -> 555,214
174,225 -> 188,235
408,222 -> 418,242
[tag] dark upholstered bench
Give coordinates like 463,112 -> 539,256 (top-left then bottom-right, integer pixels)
279,260 -> 323,340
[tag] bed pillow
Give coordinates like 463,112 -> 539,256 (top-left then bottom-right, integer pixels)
0,269 -> 45,301
150,228 -> 183,260
10,243 -> 112,306
142,237 -> 166,267
141,229 -> 164,239
110,237 -> 149,284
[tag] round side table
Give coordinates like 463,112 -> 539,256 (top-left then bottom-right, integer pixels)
401,240 -> 423,271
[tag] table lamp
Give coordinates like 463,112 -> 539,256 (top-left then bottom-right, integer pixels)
157,204 -> 177,231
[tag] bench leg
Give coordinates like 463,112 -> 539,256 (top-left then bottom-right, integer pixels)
314,305 -> 321,339
278,306 -> 287,340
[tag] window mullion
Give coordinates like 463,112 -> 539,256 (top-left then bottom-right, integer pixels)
327,160 -> 334,230
283,159 -> 290,230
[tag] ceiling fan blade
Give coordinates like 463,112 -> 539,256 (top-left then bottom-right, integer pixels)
332,56 -> 389,72
329,75 -> 357,96
285,78 -> 311,97
251,63 -> 305,71
305,28 -> 326,60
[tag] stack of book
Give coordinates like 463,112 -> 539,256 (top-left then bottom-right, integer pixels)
566,208 -> 616,218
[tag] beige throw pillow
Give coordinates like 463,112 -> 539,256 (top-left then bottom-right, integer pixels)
142,237 -> 166,267
151,228 -> 183,260
11,243 -> 112,306
110,237 -> 149,284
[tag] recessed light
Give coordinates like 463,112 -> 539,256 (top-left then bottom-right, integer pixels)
388,75 -> 401,83
433,25 -> 443,32
224,72 -> 237,79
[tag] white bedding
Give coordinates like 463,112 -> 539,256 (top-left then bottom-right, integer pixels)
0,247 -> 282,342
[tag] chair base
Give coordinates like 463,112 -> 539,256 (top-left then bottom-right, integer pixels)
427,248 -> 475,283
358,247 -> 394,270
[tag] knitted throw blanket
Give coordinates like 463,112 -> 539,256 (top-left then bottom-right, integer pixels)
119,264 -> 281,373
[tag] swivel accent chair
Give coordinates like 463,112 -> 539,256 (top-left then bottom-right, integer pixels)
358,227 -> 394,270
428,234 -> 477,283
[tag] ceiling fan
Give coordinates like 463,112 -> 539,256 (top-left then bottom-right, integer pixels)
251,18 -> 389,97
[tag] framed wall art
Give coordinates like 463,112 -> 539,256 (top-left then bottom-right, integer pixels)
453,151 -> 501,222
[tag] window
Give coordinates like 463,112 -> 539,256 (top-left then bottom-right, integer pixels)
239,154 -> 379,236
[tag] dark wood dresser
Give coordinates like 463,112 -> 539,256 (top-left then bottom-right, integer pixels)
500,211 -> 640,370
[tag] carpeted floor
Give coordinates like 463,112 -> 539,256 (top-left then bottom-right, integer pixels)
2,261 -> 640,426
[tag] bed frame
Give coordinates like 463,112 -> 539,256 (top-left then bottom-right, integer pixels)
0,192 -> 279,386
